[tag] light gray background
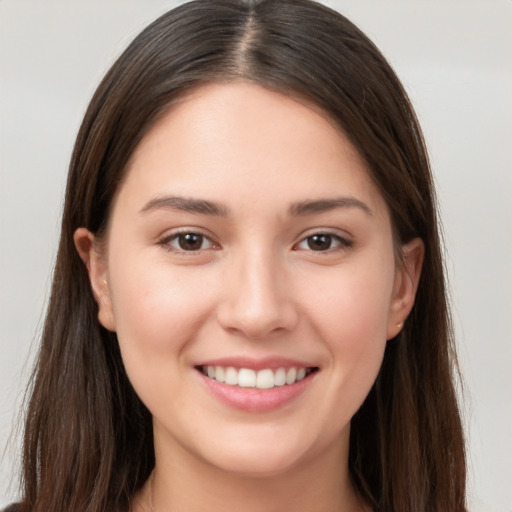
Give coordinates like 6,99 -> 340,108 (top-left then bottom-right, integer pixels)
1,1 -> 511,510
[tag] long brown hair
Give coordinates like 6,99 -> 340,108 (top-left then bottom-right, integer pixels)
19,1 -> 466,511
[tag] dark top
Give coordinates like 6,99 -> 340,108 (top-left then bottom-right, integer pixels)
2,505 -> 21,512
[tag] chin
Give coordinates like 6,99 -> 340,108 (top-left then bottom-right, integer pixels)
207,449 -> 304,478
193,427 -> 330,479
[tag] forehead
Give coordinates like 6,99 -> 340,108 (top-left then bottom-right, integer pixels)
116,82 -> 389,222
131,82 -> 358,162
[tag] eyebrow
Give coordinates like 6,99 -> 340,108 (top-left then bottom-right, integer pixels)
289,197 -> 373,217
140,195 -> 229,216
139,195 -> 372,217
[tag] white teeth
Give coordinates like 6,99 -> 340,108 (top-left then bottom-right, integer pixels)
274,367 -> 286,386
202,365 -> 313,389
225,367 -> 238,385
238,368 -> 256,387
256,369 -> 274,389
285,367 -> 297,385
214,366 -> 225,383
296,368 -> 306,381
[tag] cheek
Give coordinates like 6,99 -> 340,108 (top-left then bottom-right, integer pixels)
106,253 -> 220,415
305,260 -> 393,392
311,266 -> 393,340
107,250 -> 217,361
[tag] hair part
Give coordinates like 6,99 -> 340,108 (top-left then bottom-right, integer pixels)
19,1 -> 466,511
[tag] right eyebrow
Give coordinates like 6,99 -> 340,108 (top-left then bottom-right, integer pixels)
139,195 -> 229,216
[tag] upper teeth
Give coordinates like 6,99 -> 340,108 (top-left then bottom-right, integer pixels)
202,366 -> 309,389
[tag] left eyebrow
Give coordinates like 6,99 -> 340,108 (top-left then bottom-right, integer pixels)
289,197 -> 373,217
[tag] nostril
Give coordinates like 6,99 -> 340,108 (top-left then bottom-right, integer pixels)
215,261 -> 299,338
216,300 -> 299,340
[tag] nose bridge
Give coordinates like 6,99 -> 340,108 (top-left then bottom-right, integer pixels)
217,243 -> 298,338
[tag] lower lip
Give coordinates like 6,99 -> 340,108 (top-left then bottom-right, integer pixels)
199,371 -> 316,412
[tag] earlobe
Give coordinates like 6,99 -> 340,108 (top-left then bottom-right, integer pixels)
386,237 -> 424,340
73,228 -> 116,332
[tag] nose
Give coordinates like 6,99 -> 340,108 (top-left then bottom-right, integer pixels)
216,248 -> 299,339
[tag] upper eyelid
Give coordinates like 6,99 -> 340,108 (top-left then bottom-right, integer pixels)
295,234 -> 351,247
296,227 -> 353,241
158,227 -> 216,242
293,228 -> 354,251
157,229 -> 220,252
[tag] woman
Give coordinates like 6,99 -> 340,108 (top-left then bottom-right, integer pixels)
10,0 -> 467,511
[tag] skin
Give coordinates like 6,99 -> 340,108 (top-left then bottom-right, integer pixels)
75,82 -> 423,512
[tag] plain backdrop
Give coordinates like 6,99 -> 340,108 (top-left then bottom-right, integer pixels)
1,1 -> 511,510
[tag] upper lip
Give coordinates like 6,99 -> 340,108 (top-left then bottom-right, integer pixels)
195,356 -> 318,371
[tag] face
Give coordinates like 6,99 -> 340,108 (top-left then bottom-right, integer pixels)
76,83 -> 422,478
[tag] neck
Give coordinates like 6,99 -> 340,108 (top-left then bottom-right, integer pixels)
134,426 -> 367,512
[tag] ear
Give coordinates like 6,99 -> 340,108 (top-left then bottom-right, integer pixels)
74,227 -> 116,332
386,237 -> 424,340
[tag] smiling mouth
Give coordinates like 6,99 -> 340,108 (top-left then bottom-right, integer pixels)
197,365 -> 319,390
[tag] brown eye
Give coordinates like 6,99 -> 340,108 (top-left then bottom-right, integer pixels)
177,233 -> 204,251
307,234 -> 333,251
295,232 -> 353,253
160,232 -> 216,252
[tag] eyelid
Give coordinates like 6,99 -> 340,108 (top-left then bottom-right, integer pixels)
293,228 -> 354,252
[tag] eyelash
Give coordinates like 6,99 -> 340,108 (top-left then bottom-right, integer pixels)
157,230 -> 219,254
157,230 -> 353,254
294,232 -> 353,253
